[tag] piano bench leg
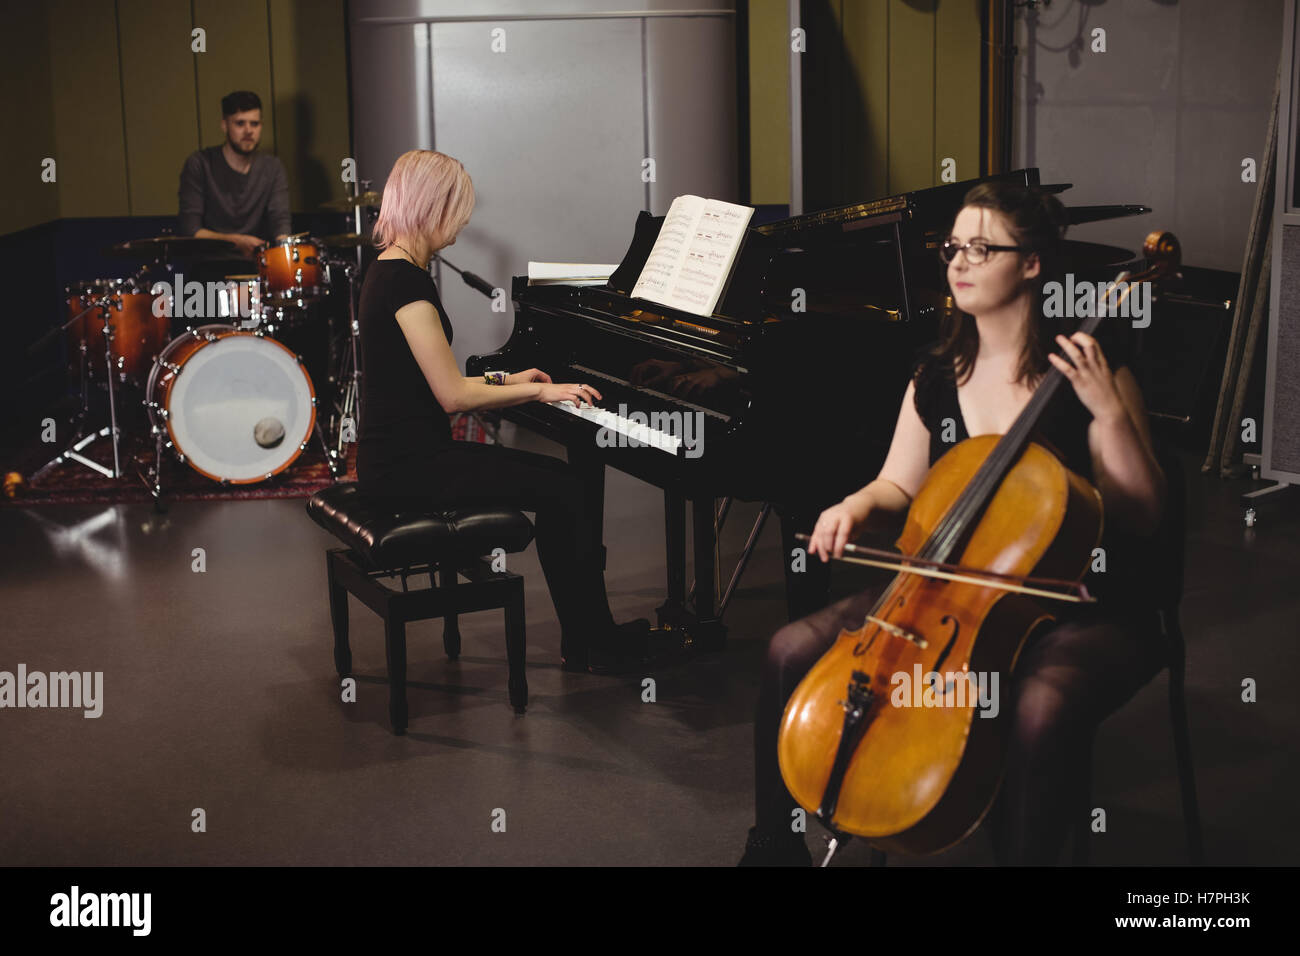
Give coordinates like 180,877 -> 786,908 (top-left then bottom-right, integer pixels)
439,563 -> 461,660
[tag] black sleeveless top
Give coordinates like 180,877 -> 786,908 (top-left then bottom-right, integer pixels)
909,332 -> 1153,611
355,258 -> 456,496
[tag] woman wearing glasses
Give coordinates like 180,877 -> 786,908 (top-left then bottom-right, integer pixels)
738,181 -> 1168,865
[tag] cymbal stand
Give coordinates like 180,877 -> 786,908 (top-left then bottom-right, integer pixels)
325,260 -> 361,476
30,294 -> 125,483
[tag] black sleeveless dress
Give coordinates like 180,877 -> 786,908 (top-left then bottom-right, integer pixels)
910,336 -> 1154,613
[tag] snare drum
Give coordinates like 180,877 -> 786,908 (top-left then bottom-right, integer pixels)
65,279 -> 169,386
257,235 -> 330,304
145,325 -> 317,483
216,274 -> 264,325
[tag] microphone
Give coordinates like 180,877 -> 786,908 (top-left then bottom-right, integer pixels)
435,255 -> 496,299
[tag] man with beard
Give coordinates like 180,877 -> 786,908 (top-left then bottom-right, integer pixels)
178,90 -> 291,257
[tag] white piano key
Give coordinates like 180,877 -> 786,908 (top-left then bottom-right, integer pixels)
548,401 -> 683,455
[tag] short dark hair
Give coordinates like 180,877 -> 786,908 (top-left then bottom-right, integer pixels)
221,91 -> 262,118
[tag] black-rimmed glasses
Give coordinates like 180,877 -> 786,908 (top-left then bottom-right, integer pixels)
939,236 -> 1032,264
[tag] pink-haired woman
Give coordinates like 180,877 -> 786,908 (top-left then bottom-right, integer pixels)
356,149 -> 646,673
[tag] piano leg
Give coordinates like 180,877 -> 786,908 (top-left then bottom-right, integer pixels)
658,489 -> 686,627
691,495 -> 725,648
655,489 -> 726,652
780,507 -> 832,622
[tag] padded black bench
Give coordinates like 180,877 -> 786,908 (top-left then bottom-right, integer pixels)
306,483 -> 535,735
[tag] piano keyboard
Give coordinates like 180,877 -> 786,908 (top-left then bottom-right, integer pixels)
548,401 -> 683,455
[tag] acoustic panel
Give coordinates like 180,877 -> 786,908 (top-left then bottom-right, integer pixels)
1266,223 -> 1300,477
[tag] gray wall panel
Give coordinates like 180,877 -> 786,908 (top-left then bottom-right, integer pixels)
349,0 -> 739,369
645,15 -> 739,212
429,17 -> 649,364
1015,0 -> 1284,270
350,21 -> 432,188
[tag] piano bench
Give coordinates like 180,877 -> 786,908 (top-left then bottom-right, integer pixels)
306,483 -> 535,735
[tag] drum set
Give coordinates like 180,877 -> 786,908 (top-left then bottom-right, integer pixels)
34,193 -> 380,505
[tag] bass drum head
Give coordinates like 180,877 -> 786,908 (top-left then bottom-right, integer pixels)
166,330 -> 316,483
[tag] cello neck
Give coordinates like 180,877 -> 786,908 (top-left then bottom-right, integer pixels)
918,270 -> 1139,566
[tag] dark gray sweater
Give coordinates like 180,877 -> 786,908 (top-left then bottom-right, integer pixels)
178,146 -> 291,240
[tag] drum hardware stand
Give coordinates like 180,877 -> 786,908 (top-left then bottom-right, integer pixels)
30,295 -> 126,483
323,259 -> 361,477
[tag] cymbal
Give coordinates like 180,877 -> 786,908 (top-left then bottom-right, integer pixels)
321,191 -> 382,211
106,236 -> 239,259
318,232 -> 373,247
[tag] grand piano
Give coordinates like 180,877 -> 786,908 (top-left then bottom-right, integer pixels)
466,168 -> 1149,650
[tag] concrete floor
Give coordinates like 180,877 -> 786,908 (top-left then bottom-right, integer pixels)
2,428 -> 1297,866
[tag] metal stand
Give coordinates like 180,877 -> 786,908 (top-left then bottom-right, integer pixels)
1240,452 -> 1296,526
687,497 -> 775,620
30,296 -> 125,483
326,261 -> 362,476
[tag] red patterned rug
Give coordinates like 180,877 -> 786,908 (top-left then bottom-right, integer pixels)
2,431 -> 355,508
2,412 -> 494,508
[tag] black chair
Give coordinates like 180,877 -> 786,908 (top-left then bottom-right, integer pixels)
862,442 -> 1202,868
1071,441 -> 1203,864
306,483 -> 535,735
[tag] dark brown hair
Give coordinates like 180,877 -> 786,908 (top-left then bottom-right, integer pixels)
221,90 -> 262,118
929,181 -> 1069,387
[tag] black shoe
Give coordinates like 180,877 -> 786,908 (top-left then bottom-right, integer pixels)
585,619 -> 652,675
561,619 -> 651,675
737,826 -> 812,867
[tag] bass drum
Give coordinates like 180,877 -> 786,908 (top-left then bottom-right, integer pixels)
145,325 -> 317,483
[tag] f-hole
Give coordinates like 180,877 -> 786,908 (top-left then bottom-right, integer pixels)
932,615 -> 960,672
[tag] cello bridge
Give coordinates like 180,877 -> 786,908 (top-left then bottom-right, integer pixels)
865,615 -> 927,648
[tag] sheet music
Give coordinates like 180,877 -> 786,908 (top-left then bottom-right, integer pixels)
630,195 -> 754,317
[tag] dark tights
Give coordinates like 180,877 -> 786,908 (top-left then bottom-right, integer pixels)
754,582 -> 1165,864
368,442 -> 615,660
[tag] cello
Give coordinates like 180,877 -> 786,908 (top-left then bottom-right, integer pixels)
776,232 -> 1179,859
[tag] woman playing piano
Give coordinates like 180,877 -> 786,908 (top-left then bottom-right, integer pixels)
739,181 -> 1168,865
356,149 -> 648,673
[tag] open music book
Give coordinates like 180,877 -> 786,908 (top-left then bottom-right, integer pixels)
630,195 -> 755,317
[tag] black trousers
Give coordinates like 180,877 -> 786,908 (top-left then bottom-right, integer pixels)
754,581 -> 1166,864
365,441 -> 615,661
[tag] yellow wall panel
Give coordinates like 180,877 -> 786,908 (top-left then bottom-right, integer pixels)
0,2 -> 58,233
193,0 -> 276,153
840,0 -> 891,201
268,0 -> 351,211
748,0 -> 790,205
887,0 -> 936,194
934,0 -> 982,189
118,0 -> 200,216
49,0 -> 130,218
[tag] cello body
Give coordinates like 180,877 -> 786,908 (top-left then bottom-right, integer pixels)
777,434 -> 1102,854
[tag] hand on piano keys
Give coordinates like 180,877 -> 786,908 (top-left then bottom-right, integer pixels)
538,381 -> 603,408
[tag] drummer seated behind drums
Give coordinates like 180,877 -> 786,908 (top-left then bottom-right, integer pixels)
178,90 -> 290,258
739,182 -> 1168,866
